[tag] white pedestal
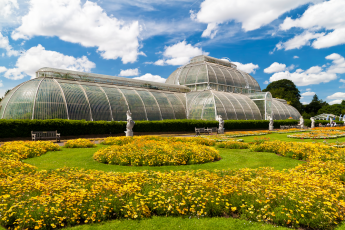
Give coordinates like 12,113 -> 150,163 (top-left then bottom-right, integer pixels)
311,124 -> 315,129
218,128 -> 225,134
125,130 -> 133,137
269,125 -> 274,131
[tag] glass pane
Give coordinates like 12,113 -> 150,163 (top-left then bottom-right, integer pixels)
0,85 -> 20,118
202,94 -> 216,120
178,66 -> 191,85
118,88 -> 147,120
212,66 -> 226,85
150,91 -> 175,120
236,94 -> 254,120
223,93 -> 246,120
34,79 -> 68,120
185,65 -> 201,84
187,91 -> 210,119
58,81 -> 91,121
102,86 -> 128,121
271,101 -> 281,120
136,90 -> 161,120
196,65 -> 208,83
81,84 -> 112,121
165,93 -> 187,119
213,95 -> 228,120
165,68 -> 179,85
220,67 -> 235,86
213,92 -> 237,120
3,79 -> 41,119
196,84 -> 207,91
207,64 -> 217,83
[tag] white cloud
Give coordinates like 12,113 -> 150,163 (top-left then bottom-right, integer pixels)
326,92 -> 345,100
340,79 -> 345,83
201,22 -> 218,39
0,32 -> 19,56
276,31 -> 324,51
301,101 -> 309,105
279,0 -> 345,49
0,80 -> 3,87
0,66 -> 7,73
305,66 -> 322,74
329,99 -> 342,105
264,62 -> 287,73
301,91 -> 316,96
263,80 -> 269,84
0,0 -> 18,19
133,73 -> 166,83
306,88 -> 311,91
232,62 -> 259,74
3,44 -> 95,80
268,53 -> 345,86
326,53 -> 345,74
293,56 -> 299,59
192,0 -> 322,38
154,41 -> 208,66
119,68 -> 139,77
11,0 -> 143,64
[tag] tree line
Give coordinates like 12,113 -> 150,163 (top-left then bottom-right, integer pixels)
263,79 -> 345,119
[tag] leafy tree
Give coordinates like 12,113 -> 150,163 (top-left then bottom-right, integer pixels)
304,94 -> 328,115
318,104 -> 345,115
262,79 -> 303,112
4,89 -> 10,96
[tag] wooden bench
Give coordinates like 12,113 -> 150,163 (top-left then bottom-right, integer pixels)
207,127 -> 218,133
31,130 -> 61,142
195,127 -> 212,136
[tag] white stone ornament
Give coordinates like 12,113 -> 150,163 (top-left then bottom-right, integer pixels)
125,110 -> 135,137
310,117 -> 315,129
268,115 -> 274,131
216,115 -> 225,134
298,116 -> 304,129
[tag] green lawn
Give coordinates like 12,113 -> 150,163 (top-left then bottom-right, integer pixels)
65,216 -> 288,230
232,131 -> 345,143
23,145 -> 302,172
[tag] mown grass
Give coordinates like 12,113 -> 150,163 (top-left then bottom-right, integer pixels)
23,145 -> 302,172
65,216 -> 289,230
235,132 -> 345,143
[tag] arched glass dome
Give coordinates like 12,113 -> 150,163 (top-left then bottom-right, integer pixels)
271,99 -> 301,120
166,55 -> 261,94
0,78 -> 187,121
186,90 -> 262,120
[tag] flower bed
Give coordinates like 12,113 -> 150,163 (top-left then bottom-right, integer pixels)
0,141 -> 60,160
217,140 -> 249,149
288,130 -> 345,139
64,138 -> 96,148
102,136 -> 216,146
94,140 -> 220,166
4,131 -> 345,229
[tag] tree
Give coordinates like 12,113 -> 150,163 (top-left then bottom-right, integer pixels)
262,79 -> 303,112
304,94 -> 328,115
318,104 -> 345,115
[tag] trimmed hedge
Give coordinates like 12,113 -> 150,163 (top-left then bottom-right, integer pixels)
304,119 -> 343,127
0,119 -> 299,138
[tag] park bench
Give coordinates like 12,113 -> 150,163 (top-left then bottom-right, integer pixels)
31,130 -> 60,142
195,127 -> 212,136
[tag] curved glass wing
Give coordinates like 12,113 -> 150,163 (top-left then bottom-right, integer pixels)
101,86 -> 128,121
57,80 -> 92,121
3,79 -> 41,119
34,79 -> 68,120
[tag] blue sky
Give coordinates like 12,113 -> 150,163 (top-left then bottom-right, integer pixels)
1,0 -> 345,105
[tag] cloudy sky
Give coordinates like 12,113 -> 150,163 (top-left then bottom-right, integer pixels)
0,0 -> 345,105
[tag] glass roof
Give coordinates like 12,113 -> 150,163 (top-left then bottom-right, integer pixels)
165,56 -> 261,93
37,67 -> 190,93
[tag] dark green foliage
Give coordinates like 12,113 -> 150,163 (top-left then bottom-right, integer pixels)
262,79 -> 303,112
0,119 -> 299,138
317,104 -> 345,115
304,94 -> 328,115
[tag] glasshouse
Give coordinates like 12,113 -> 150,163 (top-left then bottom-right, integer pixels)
0,55 -> 301,121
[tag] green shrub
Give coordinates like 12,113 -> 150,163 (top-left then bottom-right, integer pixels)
0,119 -> 299,138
